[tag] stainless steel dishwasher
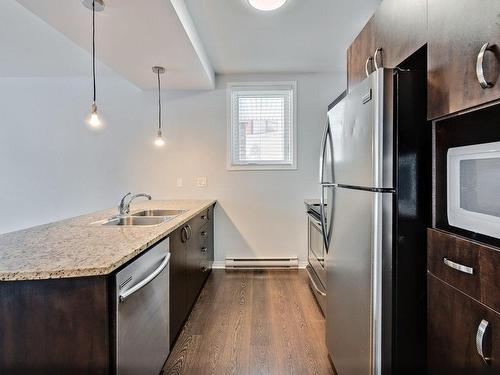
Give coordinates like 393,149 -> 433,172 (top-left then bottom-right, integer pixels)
115,238 -> 170,375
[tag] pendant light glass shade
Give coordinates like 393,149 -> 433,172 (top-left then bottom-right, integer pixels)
152,66 -> 166,147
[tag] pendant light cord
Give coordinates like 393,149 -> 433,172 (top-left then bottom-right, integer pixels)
92,0 -> 96,104
157,70 -> 162,133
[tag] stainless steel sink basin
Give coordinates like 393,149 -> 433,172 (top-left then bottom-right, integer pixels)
99,216 -> 168,226
131,209 -> 187,217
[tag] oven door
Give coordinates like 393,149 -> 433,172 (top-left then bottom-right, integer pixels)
308,213 -> 327,289
448,141 -> 500,239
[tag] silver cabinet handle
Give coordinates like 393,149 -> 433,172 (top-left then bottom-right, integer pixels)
186,224 -> 192,240
373,47 -> 383,70
201,231 -> 207,237
119,254 -> 170,302
476,43 -> 495,89
365,56 -> 374,77
181,226 -> 188,243
476,319 -> 491,364
443,257 -> 474,275
306,268 -> 326,297
201,247 -> 208,253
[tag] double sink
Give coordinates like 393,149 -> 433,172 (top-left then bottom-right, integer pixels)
96,209 -> 187,227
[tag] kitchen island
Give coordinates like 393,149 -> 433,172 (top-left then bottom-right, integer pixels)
0,199 -> 216,375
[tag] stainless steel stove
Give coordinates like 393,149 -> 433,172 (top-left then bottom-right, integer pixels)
305,201 -> 327,315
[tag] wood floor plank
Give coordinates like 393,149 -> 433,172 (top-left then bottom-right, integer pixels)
162,269 -> 333,375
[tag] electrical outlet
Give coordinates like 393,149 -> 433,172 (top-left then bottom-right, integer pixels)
196,176 -> 207,187
176,177 -> 183,187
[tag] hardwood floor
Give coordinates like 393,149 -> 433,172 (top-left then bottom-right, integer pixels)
162,269 -> 334,375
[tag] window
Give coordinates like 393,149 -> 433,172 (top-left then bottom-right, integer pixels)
227,82 -> 297,170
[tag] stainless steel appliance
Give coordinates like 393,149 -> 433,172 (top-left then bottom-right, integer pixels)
305,201 -> 327,315
115,238 -> 170,375
447,141 -> 500,239
320,68 -> 429,374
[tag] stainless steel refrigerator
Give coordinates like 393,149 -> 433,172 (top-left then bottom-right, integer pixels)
320,68 -> 429,375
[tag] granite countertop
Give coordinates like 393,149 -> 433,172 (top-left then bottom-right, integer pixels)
0,199 -> 216,281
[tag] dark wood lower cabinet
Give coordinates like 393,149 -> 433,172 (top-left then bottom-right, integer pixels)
169,205 -> 214,347
0,277 -> 109,375
428,273 -> 500,374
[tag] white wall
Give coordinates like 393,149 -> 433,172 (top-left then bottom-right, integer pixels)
0,1 -> 345,266
0,75 -> 164,233
150,73 -> 344,264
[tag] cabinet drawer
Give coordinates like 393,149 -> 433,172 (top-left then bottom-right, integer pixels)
428,274 -> 500,374
428,228 -> 500,312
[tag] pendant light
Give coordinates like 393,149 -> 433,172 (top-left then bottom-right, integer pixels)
152,66 -> 166,147
83,0 -> 104,128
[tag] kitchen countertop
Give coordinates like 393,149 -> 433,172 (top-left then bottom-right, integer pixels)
0,199 -> 216,281
304,199 -> 320,207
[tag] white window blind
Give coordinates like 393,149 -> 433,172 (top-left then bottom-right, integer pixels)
228,82 -> 296,170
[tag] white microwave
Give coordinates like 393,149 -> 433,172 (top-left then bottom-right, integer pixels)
448,141 -> 500,239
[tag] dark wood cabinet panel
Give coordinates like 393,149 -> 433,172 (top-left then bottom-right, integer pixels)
372,0 -> 427,68
168,225 -> 188,347
428,228 -> 500,314
347,17 -> 375,90
428,0 -> 500,119
0,277 -> 109,375
428,274 -> 500,374
168,204 -> 215,347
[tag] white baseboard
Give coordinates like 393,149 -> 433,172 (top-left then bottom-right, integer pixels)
212,261 -> 226,269
212,260 -> 307,269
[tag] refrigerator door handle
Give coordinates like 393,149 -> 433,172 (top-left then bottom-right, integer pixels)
319,119 -> 330,184
320,185 -> 333,252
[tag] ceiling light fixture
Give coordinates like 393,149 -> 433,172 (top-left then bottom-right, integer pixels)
248,0 -> 288,11
83,0 -> 104,128
152,66 -> 166,147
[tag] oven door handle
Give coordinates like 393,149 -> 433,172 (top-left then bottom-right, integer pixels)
307,267 -> 326,296
119,254 -> 170,302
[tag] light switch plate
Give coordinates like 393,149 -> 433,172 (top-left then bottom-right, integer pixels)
196,176 -> 207,187
176,177 -> 183,187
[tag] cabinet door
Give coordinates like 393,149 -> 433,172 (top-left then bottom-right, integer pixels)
428,0 -> 500,119
372,0 -> 427,68
168,226 -> 188,347
428,274 -> 500,374
347,17 -> 375,91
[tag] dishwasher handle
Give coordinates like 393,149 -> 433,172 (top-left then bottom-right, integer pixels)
119,253 -> 170,302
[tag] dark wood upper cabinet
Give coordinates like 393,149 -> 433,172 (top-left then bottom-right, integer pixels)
347,17 -> 375,90
372,0 -> 427,68
428,274 -> 500,374
347,0 -> 427,91
428,0 -> 500,119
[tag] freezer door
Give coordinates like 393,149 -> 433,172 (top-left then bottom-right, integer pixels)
331,69 -> 394,189
326,186 -> 393,375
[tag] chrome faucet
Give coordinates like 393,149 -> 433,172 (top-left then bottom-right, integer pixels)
118,192 -> 152,216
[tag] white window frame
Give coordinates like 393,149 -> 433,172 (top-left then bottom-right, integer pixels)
226,81 -> 298,171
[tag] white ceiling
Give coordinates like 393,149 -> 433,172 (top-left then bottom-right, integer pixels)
14,0 -> 214,89
184,0 -> 381,74
3,0 -> 381,89
0,1 -> 111,77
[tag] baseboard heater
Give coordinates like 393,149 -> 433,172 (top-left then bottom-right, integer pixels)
225,256 -> 299,269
